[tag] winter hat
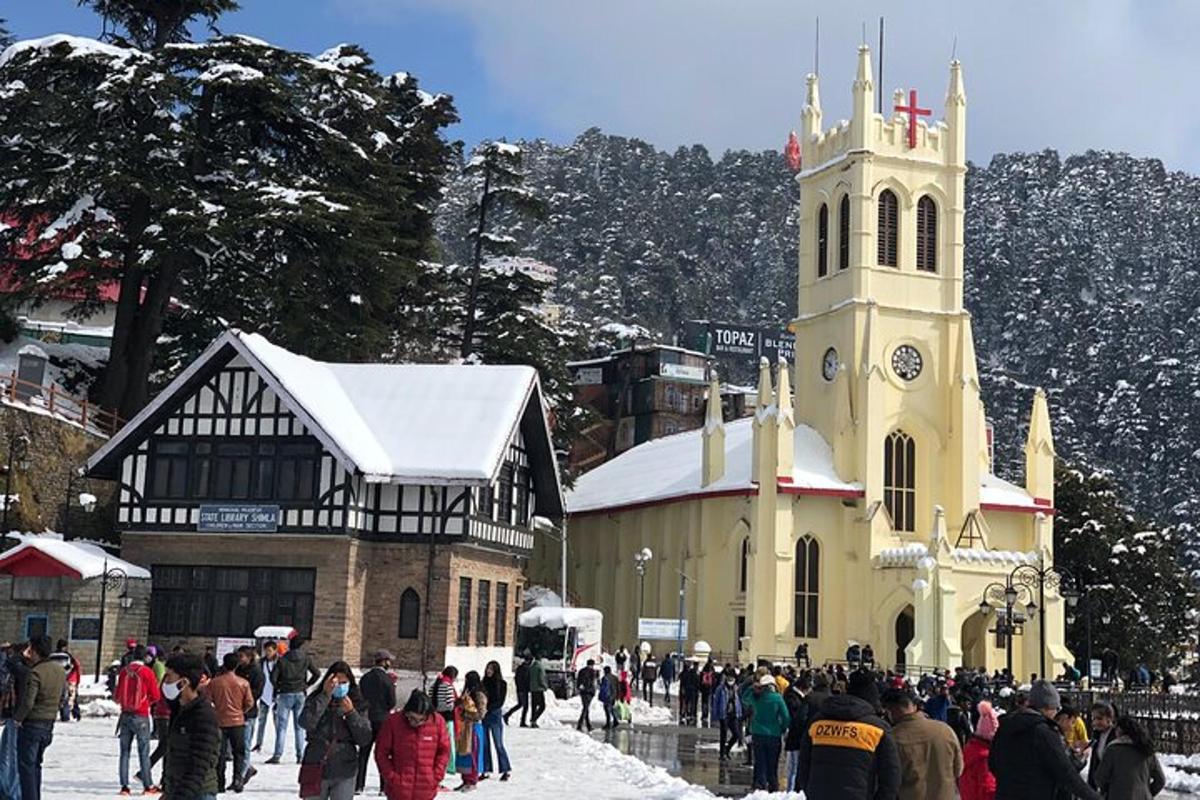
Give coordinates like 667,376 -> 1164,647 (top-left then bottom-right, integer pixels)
847,670 -> 880,709
758,674 -> 776,687
975,700 -> 1000,741
1029,679 -> 1061,711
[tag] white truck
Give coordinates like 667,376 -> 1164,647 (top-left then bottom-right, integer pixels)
516,607 -> 603,698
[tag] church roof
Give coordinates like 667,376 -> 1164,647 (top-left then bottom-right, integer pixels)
566,417 -> 860,515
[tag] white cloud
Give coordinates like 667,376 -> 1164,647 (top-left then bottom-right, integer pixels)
345,0 -> 1200,171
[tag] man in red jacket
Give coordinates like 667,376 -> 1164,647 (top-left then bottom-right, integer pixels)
376,690 -> 450,800
114,644 -> 162,795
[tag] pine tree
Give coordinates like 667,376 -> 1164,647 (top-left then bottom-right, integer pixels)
85,0 -> 239,48
1053,462 -> 1197,674
458,141 -> 545,358
0,4 -> 457,417
0,19 -> 12,48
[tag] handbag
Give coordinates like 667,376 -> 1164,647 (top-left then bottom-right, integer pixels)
298,711 -> 342,797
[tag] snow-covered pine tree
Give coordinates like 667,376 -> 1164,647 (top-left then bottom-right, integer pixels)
86,0 -> 239,48
0,2 -> 457,418
1054,462 -> 1197,673
458,141 -> 545,358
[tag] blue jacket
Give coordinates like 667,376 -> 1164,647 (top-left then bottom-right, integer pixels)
711,681 -> 742,721
924,694 -> 950,722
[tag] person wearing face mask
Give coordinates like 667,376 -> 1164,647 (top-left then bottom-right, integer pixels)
298,662 -> 372,800
160,653 -> 221,800
711,669 -> 744,760
375,690 -> 451,800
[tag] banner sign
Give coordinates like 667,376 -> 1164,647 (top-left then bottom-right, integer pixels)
638,617 -> 689,640
216,637 -> 256,661
574,366 -> 604,385
685,320 -> 795,362
1090,658 -> 1103,679
659,363 -> 707,382
198,504 -> 281,533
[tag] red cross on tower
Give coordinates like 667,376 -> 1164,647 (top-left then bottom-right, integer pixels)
894,88 -> 931,149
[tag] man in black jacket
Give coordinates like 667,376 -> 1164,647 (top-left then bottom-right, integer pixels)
504,653 -> 532,727
267,635 -> 320,764
989,680 -> 1101,800
1086,701 -> 1115,789
356,650 -> 397,792
575,659 -> 597,732
234,646 -> 264,787
783,675 -> 810,792
796,670 -> 901,800
162,653 -> 220,799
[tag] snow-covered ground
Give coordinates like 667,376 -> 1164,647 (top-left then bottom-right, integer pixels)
38,696 -> 708,800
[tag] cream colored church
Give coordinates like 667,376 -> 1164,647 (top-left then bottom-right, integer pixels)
542,48 -> 1070,677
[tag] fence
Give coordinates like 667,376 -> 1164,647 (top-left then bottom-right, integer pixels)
0,372 -> 123,437
1061,690 -> 1200,754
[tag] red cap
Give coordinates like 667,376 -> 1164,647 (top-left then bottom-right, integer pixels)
125,638 -> 138,648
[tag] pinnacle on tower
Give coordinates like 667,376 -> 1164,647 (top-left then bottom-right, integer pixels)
701,372 -> 726,487
775,358 -> 795,478
945,59 -> 967,166
1024,388 -> 1055,501
851,45 -> 874,149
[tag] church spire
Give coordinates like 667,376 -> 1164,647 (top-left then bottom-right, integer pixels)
1024,388 -> 1055,502
851,45 -> 874,149
801,73 -> 822,166
701,372 -> 725,487
775,359 -> 795,478
752,358 -> 777,484
945,59 -> 967,167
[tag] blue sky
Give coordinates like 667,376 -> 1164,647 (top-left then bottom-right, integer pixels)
6,1 -> 1200,172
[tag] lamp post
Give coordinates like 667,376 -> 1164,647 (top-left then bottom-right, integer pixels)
62,468 -> 98,539
1065,588 -> 1111,683
94,557 -> 128,682
979,580 -> 1035,681
1,429 -> 30,544
675,569 -> 694,665
1010,557 -> 1075,681
633,547 -> 653,641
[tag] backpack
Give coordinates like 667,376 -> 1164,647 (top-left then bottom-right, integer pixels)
115,664 -> 150,713
702,670 -> 715,690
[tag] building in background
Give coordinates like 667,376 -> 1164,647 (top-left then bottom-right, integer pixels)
84,330 -> 563,674
568,343 -> 750,474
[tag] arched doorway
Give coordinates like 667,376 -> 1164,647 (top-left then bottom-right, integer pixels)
894,605 -> 915,671
960,611 -> 988,670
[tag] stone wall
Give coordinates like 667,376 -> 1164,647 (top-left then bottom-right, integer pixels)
0,573 -> 150,674
0,404 -> 116,541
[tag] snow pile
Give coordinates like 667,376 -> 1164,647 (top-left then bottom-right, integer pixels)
79,698 -> 120,718
878,542 -> 927,567
543,692 -> 674,728
523,584 -> 563,609
547,728 -> 713,799
519,607 -> 601,630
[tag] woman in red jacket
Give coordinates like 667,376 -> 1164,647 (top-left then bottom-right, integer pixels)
376,689 -> 451,800
958,700 -> 999,800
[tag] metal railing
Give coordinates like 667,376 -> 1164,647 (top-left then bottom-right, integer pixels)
1061,689 -> 1200,754
0,372 -> 123,436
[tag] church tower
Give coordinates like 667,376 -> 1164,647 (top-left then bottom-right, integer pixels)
791,49 -> 984,549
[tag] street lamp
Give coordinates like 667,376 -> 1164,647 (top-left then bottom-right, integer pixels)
980,580 -> 1033,680
633,547 -> 653,640
62,468 -> 98,539
1010,557 -> 1075,681
1065,588 -> 1111,683
94,557 -> 128,682
1,430 -> 30,541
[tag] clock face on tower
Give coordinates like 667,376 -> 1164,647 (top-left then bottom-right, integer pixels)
821,347 -> 839,382
891,345 -> 923,381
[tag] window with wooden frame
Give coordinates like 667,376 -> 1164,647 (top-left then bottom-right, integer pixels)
839,195 -> 850,270
476,579 -> 491,646
495,583 -> 509,647
816,203 -> 829,278
739,537 -> 749,593
399,588 -> 420,639
457,577 -> 472,645
883,430 -> 916,532
916,195 -> 937,272
793,535 -> 820,638
877,189 -> 899,267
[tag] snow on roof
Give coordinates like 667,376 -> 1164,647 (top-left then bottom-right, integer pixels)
237,332 -> 540,484
518,607 -> 602,630
951,548 -> 1038,566
0,533 -> 149,580
566,417 -> 861,514
980,472 -> 1039,508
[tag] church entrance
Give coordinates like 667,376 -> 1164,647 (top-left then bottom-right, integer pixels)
960,611 -> 988,669
894,605 -> 914,671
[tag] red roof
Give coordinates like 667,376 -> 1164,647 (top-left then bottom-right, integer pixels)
0,546 -> 84,579
0,211 -> 125,304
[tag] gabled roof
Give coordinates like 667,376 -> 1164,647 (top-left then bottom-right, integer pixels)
0,533 -> 149,579
566,417 -> 861,515
86,330 -> 563,514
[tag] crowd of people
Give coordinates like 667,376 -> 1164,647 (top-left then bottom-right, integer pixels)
0,630 -> 1178,800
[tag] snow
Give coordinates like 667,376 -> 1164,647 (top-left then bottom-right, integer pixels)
0,532 -> 149,579
524,584 -> 563,608
979,471 -> 1043,509
90,331 -> 550,487
199,63 -> 266,83
38,701 -> 714,800
519,607 -> 602,630
567,416 -> 861,514
17,343 -> 48,359
0,34 -> 144,69
494,142 -> 522,155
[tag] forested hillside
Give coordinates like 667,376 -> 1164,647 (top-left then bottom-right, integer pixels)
438,131 -> 1200,536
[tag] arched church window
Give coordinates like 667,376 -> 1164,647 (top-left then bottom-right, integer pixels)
740,537 -> 749,593
838,195 -> 850,270
916,195 -> 937,272
794,535 -> 820,638
883,430 -> 916,532
877,189 -> 899,267
399,587 -> 420,638
816,203 -> 829,278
